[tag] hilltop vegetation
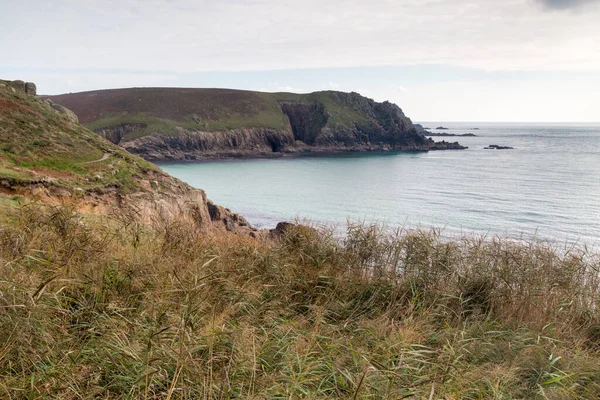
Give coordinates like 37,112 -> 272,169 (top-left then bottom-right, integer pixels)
49,88 -> 387,134
51,88 -> 292,135
49,88 -> 464,160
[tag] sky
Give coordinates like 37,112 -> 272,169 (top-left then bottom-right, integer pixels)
1,0 -> 599,122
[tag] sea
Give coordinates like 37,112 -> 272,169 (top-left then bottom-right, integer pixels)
157,123 -> 600,246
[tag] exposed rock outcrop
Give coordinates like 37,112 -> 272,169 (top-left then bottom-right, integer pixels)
121,127 -> 298,160
25,82 -> 37,95
39,98 -> 80,123
0,79 -> 37,95
206,199 -> 251,231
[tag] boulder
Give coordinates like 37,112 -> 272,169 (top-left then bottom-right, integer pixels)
206,200 -> 251,232
48,102 -> 79,123
6,80 -> 36,95
25,82 -> 37,95
269,221 -> 318,239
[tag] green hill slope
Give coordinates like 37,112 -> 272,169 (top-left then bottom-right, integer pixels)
0,80 -> 251,231
1,81 -> 157,193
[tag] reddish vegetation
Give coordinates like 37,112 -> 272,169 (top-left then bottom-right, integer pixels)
48,87 -> 270,123
0,97 -> 39,117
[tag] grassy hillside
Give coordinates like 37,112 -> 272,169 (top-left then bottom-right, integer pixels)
49,88 -> 380,141
50,88 -> 290,139
0,81 -> 254,235
1,207 -> 599,398
0,83 -> 159,194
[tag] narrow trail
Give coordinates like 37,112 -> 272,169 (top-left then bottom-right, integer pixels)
79,152 -> 113,165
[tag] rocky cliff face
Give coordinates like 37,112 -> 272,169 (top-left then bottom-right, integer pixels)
281,102 -> 328,145
94,123 -> 148,144
48,88 -> 465,160
119,127 -> 298,161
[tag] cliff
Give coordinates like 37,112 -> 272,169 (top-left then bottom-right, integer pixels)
0,80 -> 252,233
48,88 -> 465,161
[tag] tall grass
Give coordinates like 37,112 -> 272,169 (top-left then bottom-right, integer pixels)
1,205 -> 599,398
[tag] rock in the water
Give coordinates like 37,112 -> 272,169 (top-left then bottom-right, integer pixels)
484,144 -> 514,150
436,126 -> 449,130
426,132 -> 477,137
428,139 -> 467,150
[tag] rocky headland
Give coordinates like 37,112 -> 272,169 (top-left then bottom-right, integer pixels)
48,88 -> 466,161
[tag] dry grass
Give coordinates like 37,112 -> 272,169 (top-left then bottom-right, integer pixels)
1,205 -> 600,399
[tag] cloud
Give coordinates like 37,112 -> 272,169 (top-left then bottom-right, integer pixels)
259,81 -> 304,93
397,85 -> 407,92
1,0 -> 599,73
538,0 -> 600,9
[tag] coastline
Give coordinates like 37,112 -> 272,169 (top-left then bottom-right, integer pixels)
137,142 -> 467,163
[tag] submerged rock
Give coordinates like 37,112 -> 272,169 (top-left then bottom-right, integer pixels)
426,132 -> 477,137
484,144 -> 514,150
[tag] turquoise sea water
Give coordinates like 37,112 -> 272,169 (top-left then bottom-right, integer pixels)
157,123 -> 600,245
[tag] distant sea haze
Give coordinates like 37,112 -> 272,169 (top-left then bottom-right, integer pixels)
158,123 -> 600,246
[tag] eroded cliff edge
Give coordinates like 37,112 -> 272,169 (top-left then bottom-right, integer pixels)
48,88 -> 465,161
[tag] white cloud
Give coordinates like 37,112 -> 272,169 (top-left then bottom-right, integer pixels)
259,82 -> 304,93
1,0 -> 599,73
